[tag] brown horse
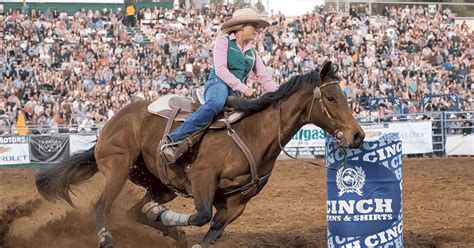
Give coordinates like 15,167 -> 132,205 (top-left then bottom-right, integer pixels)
35,61 -> 364,247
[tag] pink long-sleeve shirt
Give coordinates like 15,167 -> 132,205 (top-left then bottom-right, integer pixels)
213,33 -> 278,94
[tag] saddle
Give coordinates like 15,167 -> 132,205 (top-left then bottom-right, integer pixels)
147,90 -> 245,129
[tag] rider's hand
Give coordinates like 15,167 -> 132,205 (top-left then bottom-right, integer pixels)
244,88 -> 256,98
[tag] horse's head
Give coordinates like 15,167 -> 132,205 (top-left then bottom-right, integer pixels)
307,61 -> 365,148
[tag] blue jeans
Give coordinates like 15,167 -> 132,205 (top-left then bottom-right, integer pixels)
169,78 -> 236,142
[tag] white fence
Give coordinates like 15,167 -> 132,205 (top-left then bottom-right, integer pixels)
0,111 -> 472,166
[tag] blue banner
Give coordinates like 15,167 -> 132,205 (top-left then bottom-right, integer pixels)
368,99 -> 379,109
423,95 -> 432,109
447,94 -> 460,110
326,133 -> 403,247
393,98 -> 401,107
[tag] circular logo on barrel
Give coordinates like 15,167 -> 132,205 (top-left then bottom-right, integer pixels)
327,160 -> 402,237
336,166 -> 365,196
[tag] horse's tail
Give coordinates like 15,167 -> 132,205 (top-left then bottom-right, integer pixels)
35,145 -> 97,207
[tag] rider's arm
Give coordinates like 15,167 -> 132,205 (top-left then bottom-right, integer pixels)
213,37 -> 250,94
253,54 -> 278,93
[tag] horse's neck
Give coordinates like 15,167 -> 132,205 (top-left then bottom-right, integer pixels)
256,91 -> 310,165
276,95 -> 309,147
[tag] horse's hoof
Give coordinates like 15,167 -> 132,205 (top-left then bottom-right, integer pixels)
99,239 -> 114,248
98,230 -> 114,248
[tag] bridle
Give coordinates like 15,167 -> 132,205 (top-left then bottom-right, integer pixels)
277,81 -> 347,170
306,81 -> 341,137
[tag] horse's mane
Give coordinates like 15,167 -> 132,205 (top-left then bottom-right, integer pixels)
231,67 -> 336,115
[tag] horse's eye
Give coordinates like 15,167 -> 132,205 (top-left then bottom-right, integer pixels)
327,96 -> 337,102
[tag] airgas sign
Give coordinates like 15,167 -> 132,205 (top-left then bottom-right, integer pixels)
325,133 -> 403,248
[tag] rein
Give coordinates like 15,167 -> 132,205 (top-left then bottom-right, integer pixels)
277,81 -> 347,171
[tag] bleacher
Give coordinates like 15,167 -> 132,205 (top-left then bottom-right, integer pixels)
126,26 -> 151,45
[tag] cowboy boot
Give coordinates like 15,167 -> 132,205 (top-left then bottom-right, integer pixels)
162,144 -> 179,164
163,137 -> 192,164
159,135 -> 179,163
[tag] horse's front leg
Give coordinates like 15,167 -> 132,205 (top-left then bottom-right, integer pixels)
202,195 -> 248,245
187,169 -> 217,226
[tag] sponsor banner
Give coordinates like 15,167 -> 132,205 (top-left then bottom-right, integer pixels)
326,133 -> 403,248
282,124 -> 326,157
280,146 -> 325,158
0,136 -> 30,165
446,134 -> 474,156
363,121 -> 433,154
286,124 -> 326,147
280,121 -> 432,158
70,135 -> 96,155
30,135 -> 70,163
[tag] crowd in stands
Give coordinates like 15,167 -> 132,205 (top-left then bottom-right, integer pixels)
0,2 -> 472,134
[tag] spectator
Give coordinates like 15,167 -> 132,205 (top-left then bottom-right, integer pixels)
21,0 -> 30,16
0,3 -> 471,135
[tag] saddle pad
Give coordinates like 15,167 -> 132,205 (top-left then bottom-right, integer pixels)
147,94 -> 180,115
149,94 -> 197,114
151,109 -> 245,129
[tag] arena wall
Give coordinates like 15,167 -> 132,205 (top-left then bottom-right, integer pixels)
0,1 -> 172,15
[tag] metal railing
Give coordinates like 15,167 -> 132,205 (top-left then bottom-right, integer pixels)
357,111 -> 473,156
0,123 -> 105,136
1,111 -> 472,156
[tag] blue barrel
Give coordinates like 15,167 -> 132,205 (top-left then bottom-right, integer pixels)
325,133 -> 403,248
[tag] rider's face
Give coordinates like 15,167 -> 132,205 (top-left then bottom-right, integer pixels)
241,23 -> 257,42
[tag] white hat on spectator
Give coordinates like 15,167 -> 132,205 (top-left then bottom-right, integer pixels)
220,8 -> 269,34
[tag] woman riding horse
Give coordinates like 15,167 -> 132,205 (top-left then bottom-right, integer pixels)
36,62 -> 365,248
35,9 -> 365,248
162,8 -> 279,163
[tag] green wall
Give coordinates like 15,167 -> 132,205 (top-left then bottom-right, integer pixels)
1,2 -> 172,16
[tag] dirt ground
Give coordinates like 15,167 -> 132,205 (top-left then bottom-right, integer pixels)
0,157 -> 473,248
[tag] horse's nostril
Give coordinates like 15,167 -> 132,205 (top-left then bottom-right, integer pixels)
354,131 -> 365,145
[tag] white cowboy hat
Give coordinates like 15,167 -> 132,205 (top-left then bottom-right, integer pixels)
220,8 -> 270,33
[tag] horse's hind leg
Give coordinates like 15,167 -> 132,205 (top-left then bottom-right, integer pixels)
94,155 -> 130,248
201,196 -> 248,245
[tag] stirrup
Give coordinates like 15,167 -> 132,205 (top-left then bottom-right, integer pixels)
160,143 -> 179,163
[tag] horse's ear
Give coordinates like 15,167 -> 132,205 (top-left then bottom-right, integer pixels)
320,61 -> 333,81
